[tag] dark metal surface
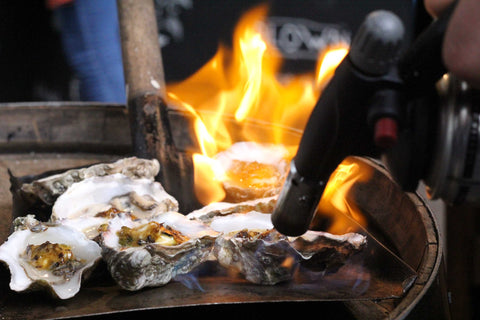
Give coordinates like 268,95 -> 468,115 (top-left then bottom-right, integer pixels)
0,248 -> 414,320
0,156 -> 431,320
0,105 -> 448,318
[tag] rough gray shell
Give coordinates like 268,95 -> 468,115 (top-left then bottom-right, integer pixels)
188,200 -> 367,285
100,212 -> 218,291
20,157 -> 160,206
207,210 -> 296,284
187,196 -> 277,224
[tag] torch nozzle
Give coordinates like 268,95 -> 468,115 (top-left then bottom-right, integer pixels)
271,161 -> 325,236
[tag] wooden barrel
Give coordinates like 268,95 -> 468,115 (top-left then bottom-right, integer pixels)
345,157 -> 450,319
0,103 -> 449,319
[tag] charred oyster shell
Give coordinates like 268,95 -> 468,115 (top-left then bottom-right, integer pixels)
100,212 -> 218,291
210,211 -> 296,285
188,200 -> 367,284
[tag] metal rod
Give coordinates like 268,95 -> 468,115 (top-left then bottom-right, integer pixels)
117,0 -> 166,99
117,0 -> 198,212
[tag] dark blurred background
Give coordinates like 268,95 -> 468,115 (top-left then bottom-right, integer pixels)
0,0 -> 427,102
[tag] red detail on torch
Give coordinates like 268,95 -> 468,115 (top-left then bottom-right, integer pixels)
374,117 -> 398,148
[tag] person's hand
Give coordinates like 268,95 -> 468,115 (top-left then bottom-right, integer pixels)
424,0 -> 480,88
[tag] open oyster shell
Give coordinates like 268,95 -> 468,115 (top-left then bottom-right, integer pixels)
188,200 -> 367,284
100,212 -> 218,291
11,157 -> 161,221
188,196 -> 277,224
210,211 -> 296,285
51,173 -> 178,239
21,157 -> 160,205
288,231 -> 367,273
0,216 -> 101,299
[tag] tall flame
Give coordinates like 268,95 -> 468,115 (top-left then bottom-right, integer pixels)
165,4 -> 360,233
166,4 -> 339,153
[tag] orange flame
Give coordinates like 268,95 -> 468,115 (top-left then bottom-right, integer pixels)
312,157 -> 372,234
165,4 -> 361,233
166,5 -> 342,152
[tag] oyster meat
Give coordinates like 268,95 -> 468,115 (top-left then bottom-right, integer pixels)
0,216 -> 101,299
100,212 -> 218,291
51,173 -> 178,239
214,142 -> 289,202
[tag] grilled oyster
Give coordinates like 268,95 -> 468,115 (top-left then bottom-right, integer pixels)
214,142 -> 289,202
188,201 -> 367,284
210,210 -> 296,285
100,212 -> 218,291
51,173 -> 178,239
0,216 -> 101,299
289,231 -> 367,273
187,196 -> 277,224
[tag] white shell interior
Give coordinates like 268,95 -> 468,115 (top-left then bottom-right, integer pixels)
51,174 -> 179,238
52,174 -> 178,220
209,211 -> 273,233
186,196 -> 277,221
0,224 -> 101,299
151,211 -> 219,238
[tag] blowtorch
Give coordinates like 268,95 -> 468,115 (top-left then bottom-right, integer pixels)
271,3 -> 479,236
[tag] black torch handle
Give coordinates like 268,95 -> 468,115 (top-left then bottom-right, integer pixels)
272,56 -> 383,236
398,1 -> 457,94
272,10 -> 406,236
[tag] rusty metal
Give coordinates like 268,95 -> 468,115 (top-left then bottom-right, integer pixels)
0,102 -> 131,154
116,0 -> 198,212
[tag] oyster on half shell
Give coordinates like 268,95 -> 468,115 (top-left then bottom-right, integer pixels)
11,157 -> 161,221
187,196 -> 277,224
0,216 -> 101,299
214,142 -> 290,202
100,212 -> 218,291
20,157 -> 160,206
51,173 -> 178,239
188,200 -> 367,285
210,211 -> 295,285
